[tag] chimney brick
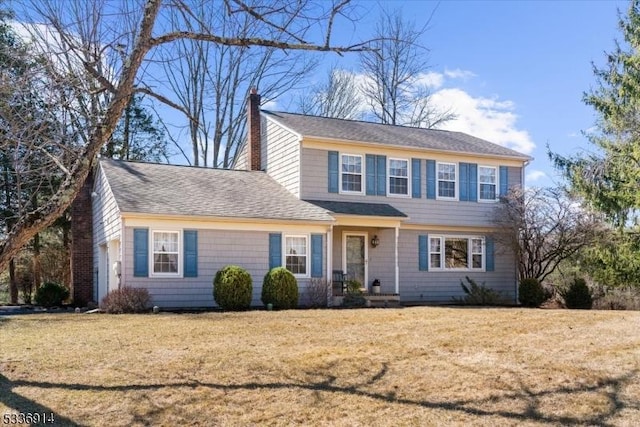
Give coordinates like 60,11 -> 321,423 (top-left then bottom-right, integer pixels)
70,170 -> 94,306
248,88 -> 261,171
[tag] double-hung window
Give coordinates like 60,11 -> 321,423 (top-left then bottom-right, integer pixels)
152,231 -> 180,275
479,166 -> 497,201
437,162 -> 456,199
429,236 -> 484,270
340,154 -> 363,193
285,235 -> 308,276
388,158 -> 409,196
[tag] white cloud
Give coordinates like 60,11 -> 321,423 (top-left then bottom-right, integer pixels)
444,68 -> 476,80
415,72 -> 444,89
429,88 -> 535,154
526,170 -> 547,182
262,99 -> 278,110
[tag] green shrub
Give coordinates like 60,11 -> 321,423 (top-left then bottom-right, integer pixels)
100,287 -> 150,313
341,279 -> 366,308
262,267 -> 299,310
455,276 -> 504,305
213,265 -> 253,311
519,278 -> 546,307
34,282 -> 69,307
562,278 -> 593,309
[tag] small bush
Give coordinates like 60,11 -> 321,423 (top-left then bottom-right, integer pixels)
562,278 -> 593,309
519,278 -> 546,308
305,278 -> 329,308
213,265 -> 253,311
455,276 -> 504,305
34,282 -> 69,307
342,279 -> 366,308
593,286 -> 640,310
101,287 -> 150,313
262,267 -> 299,310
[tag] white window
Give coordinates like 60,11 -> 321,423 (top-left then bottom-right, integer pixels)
152,231 -> 180,275
429,237 -> 441,269
437,162 -> 456,199
285,235 -> 308,276
340,154 -> 363,193
479,166 -> 497,201
388,158 -> 409,196
429,236 -> 484,271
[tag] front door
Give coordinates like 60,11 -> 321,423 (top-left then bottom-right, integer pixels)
343,233 -> 368,290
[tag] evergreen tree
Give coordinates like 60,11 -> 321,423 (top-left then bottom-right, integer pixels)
552,1 -> 640,227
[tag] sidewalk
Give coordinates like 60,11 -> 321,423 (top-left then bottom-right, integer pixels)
0,305 -> 76,316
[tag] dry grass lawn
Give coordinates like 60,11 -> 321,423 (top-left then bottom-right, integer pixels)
1,307 -> 639,426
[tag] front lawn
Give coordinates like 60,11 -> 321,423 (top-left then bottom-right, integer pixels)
1,307 -> 639,426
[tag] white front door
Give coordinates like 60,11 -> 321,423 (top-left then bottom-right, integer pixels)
343,232 -> 368,290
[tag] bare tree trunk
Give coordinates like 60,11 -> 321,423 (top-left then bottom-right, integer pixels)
32,232 -> 41,290
8,259 -> 17,304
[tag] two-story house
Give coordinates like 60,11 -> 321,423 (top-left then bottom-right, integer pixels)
83,90 -> 530,308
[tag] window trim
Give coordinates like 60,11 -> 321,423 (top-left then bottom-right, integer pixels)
339,153 -> 364,195
149,229 -> 183,278
283,234 -> 310,278
478,165 -> 498,203
429,237 -> 441,270
428,235 -> 485,272
387,157 -> 410,197
436,162 -> 458,200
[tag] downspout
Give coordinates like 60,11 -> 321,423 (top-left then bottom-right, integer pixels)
327,224 -> 333,306
395,226 -> 400,294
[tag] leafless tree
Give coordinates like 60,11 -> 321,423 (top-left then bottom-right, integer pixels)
298,66 -> 363,119
359,8 -> 454,128
158,2 -> 317,168
493,187 -> 605,283
0,0 -> 373,272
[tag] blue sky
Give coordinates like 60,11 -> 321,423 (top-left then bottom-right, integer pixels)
282,0 -> 630,187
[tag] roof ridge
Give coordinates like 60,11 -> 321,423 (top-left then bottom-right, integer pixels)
99,157 -> 262,173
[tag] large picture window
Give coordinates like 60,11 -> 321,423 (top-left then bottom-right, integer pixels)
437,162 -> 456,199
152,231 -> 179,274
388,158 -> 409,195
340,154 -> 362,193
285,235 -> 308,276
479,166 -> 497,201
429,236 -> 484,270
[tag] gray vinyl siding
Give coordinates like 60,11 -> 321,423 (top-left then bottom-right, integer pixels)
122,227 -> 326,308
263,117 -> 300,197
398,230 -> 517,303
92,166 -> 121,275
301,147 -> 523,227
234,143 -> 248,170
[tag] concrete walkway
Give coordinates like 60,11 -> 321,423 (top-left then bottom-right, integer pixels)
0,305 -> 77,316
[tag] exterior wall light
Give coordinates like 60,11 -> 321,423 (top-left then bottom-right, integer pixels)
371,235 -> 380,248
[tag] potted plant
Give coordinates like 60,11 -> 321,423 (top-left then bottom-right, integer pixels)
371,279 -> 381,294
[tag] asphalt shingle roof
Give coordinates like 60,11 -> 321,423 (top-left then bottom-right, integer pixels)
262,111 -> 531,160
100,159 -> 334,222
304,200 -> 407,218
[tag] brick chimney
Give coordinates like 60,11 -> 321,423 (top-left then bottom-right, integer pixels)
248,88 -> 261,171
70,170 -> 94,306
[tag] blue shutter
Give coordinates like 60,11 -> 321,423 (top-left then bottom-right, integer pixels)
328,151 -> 339,193
499,166 -> 509,197
366,154 -> 376,195
469,163 -> 478,202
376,155 -> 386,196
269,233 -> 282,270
311,234 -> 323,278
485,237 -> 495,272
133,228 -> 148,277
411,158 -> 421,198
459,162 -> 469,201
426,160 -> 436,199
183,230 -> 198,277
418,235 -> 428,271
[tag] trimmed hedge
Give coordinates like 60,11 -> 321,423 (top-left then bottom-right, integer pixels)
563,278 -> 593,309
262,267 -> 299,310
213,265 -> 253,310
34,282 -> 70,307
519,278 -> 546,308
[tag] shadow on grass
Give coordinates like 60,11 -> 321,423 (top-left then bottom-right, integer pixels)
1,366 -> 638,425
